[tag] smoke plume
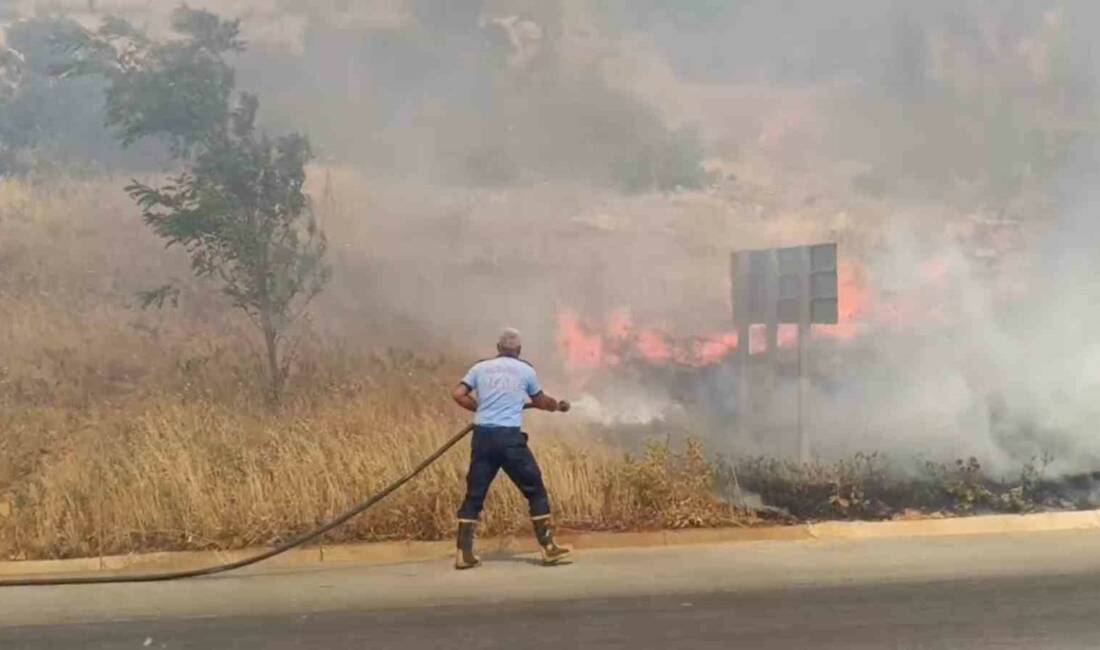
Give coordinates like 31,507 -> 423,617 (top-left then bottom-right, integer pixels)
6,0 -> 1100,473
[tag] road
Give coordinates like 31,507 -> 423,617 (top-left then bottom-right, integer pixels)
4,529 -> 1100,649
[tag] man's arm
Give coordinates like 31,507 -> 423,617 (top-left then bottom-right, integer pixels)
527,391 -> 570,413
452,383 -> 478,413
523,365 -> 569,413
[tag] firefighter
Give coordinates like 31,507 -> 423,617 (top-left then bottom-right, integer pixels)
451,328 -> 572,569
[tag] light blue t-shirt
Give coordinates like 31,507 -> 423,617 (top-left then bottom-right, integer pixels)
461,356 -> 542,427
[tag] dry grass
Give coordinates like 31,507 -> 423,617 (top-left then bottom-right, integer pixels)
0,356 -> 748,560
0,176 -> 750,560
0,310 -> 749,560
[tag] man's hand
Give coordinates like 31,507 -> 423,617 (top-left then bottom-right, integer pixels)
452,384 -> 478,413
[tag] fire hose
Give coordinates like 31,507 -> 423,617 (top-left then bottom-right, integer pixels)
0,423 -> 476,587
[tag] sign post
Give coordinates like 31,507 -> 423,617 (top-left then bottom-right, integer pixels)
731,243 -> 838,462
796,246 -> 813,463
730,253 -> 751,442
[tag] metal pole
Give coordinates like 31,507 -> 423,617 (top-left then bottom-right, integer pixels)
737,320 -> 750,440
797,246 -> 812,463
797,323 -> 810,463
765,251 -> 779,410
731,252 -> 750,441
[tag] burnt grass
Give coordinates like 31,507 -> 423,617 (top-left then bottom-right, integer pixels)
721,453 -> 1100,522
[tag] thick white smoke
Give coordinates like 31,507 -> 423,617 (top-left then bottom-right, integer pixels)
7,0 -> 1100,474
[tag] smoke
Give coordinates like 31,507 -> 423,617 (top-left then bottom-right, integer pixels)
6,1 -> 1100,473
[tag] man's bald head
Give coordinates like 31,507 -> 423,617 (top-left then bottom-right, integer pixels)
497,328 -> 522,357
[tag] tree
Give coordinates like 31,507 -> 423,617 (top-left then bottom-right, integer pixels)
0,16 -> 145,176
58,7 -> 330,402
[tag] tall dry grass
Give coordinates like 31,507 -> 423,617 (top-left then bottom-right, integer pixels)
0,177 -> 747,560
0,354 -> 746,560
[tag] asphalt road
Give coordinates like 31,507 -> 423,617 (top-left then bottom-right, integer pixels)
6,530 -> 1100,649
6,572 -> 1100,649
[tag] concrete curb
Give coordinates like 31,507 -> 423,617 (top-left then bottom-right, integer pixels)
2,509 -> 1097,580
806,510 -> 1100,540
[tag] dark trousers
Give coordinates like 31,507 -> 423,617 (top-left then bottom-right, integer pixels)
457,426 -> 551,520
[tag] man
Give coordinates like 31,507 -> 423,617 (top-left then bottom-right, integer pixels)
451,328 -> 572,569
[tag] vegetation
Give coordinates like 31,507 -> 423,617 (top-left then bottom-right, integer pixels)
0,367 -> 751,560
731,452 -> 1077,522
0,6 -> 1090,565
56,8 -> 329,402
0,174 -> 1083,561
0,16 -> 143,176
0,176 -> 750,560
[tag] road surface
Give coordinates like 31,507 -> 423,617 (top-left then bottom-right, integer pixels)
4,529 -> 1100,649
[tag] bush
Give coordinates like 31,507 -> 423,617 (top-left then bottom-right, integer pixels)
619,438 -> 743,529
731,452 -> 1062,521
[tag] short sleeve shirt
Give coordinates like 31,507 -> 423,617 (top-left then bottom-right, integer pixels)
460,356 -> 542,427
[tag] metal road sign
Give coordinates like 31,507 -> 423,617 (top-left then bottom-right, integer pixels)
731,243 -> 838,327
729,243 -> 838,462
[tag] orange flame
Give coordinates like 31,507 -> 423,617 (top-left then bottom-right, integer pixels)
697,332 -> 740,363
554,256 -> 916,372
815,260 -> 866,340
556,309 -> 743,370
556,310 -> 605,370
636,330 -> 672,362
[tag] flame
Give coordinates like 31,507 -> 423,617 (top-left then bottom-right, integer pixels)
556,310 -> 604,370
555,252 -> 972,379
607,311 -> 632,341
778,324 -> 799,349
636,330 -> 672,362
557,309 -> 742,371
814,256 -> 957,337
697,332 -> 740,363
815,260 -> 866,340
558,258 -> 884,373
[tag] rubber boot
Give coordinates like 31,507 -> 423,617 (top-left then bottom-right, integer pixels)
455,520 -> 481,570
532,516 -> 572,566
